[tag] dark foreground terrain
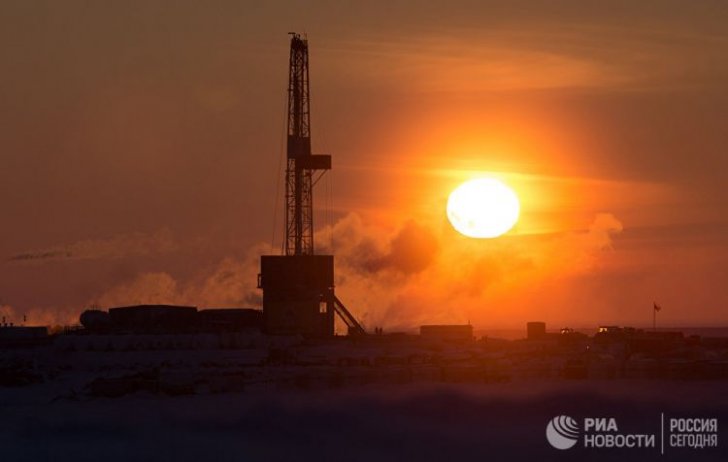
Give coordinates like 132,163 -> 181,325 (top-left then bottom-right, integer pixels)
1,380 -> 726,462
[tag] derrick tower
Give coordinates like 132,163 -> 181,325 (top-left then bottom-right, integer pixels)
285,33 -> 321,256
258,34 -> 365,337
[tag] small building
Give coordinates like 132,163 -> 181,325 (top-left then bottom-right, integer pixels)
420,324 -> 474,343
0,326 -> 49,347
527,321 -> 546,340
198,308 -> 262,331
108,305 -> 198,333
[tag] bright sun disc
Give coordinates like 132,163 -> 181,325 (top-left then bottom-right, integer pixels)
447,178 -> 520,238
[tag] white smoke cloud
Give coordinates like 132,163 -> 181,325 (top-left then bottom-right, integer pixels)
86,213 -> 623,331
325,212 -> 624,330
8,229 -> 177,263
91,242 -> 270,311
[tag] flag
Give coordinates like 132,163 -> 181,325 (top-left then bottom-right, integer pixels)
653,302 -> 661,312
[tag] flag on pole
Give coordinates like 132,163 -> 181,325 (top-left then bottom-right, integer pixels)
653,302 -> 661,312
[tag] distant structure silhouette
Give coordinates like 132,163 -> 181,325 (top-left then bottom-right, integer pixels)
420,325 -> 474,343
527,321 -> 546,340
79,305 -> 262,333
653,302 -> 662,331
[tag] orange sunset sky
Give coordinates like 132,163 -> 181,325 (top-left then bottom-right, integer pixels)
1,1 -> 727,330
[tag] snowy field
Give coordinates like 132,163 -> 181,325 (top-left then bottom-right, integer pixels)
1,380 -> 727,462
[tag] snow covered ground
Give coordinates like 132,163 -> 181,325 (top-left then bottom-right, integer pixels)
1,379 -> 727,461
1,333 -> 727,461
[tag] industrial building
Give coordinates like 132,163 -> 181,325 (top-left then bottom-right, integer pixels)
79,305 -> 262,334
0,325 -> 49,348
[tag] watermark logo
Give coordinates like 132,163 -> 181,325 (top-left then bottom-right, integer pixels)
544,414 -> 718,453
546,415 -> 580,450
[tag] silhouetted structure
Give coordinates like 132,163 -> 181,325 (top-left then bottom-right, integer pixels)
258,33 -> 364,337
198,308 -> 262,332
108,305 -> 197,333
593,325 -> 686,356
79,309 -> 111,331
420,324 -> 474,343
79,305 -> 262,334
0,326 -> 49,348
527,321 -> 546,340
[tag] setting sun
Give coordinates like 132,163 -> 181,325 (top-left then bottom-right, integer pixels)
446,178 -> 520,238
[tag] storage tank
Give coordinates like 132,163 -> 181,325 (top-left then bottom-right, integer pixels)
80,309 -> 111,331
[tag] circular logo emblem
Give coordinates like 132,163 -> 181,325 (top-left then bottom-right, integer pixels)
546,415 -> 580,450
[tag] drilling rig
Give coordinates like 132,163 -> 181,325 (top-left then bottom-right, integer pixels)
258,33 -> 365,337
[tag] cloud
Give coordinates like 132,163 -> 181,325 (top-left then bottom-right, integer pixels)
317,215 -> 439,276
0,304 -> 16,324
374,220 -> 440,274
186,254 -> 264,307
8,229 -> 177,263
586,213 -> 624,250
321,36 -> 634,94
323,19 -> 728,94
325,212 -> 624,331
96,272 -> 181,307
84,213 -> 623,332
0,302 -> 73,329
90,242 -> 270,311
